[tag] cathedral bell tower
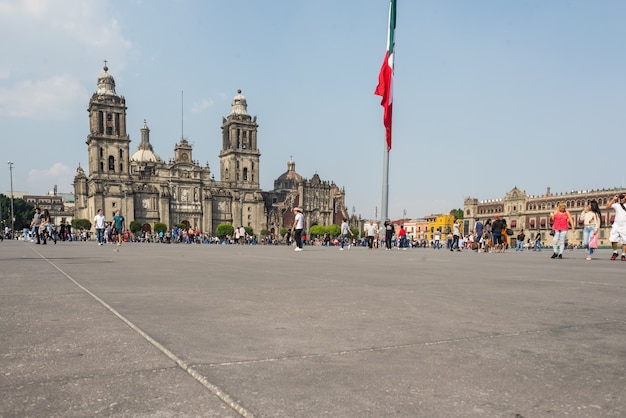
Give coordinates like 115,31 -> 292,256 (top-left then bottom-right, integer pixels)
219,90 -> 260,188
86,62 -> 131,178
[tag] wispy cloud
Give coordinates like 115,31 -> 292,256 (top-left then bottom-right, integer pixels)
28,162 -> 73,189
0,75 -> 88,119
0,1 -> 132,119
192,98 -> 214,113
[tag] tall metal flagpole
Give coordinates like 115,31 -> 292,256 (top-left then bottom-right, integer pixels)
381,145 -> 389,224
378,0 -> 396,224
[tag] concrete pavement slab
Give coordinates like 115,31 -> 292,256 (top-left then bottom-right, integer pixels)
1,240 -> 625,417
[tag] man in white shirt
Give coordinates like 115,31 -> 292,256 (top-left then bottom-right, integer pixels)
607,193 -> 626,260
94,209 -> 106,245
365,221 -> 378,249
291,207 -> 304,251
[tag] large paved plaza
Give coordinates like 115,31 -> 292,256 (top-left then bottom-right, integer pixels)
1,240 -> 625,417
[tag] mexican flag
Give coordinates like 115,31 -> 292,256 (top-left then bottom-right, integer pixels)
374,0 -> 396,152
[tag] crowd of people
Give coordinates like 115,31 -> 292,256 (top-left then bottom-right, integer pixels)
10,195 -> 626,263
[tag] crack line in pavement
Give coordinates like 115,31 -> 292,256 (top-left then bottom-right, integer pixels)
206,320 -> 625,367
31,247 -> 255,418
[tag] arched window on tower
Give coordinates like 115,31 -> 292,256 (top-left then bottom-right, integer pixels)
108,156 -> 115,171
100,147 -> 104,158
243,167 -> 248,181
100,162 -> 104,171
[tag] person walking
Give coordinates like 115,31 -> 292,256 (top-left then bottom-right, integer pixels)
533,231 -> 542,251
113,209 -> 125,246
581,200 -> 601,260
491,215 -> 503,253
515,229 -> 526,251
340,218 -> 353,250
40,209 -> 51,245
30,207 -> 42,244
474,219 -> 483,252
94,209 -> 106,245
606,193 -> 626,261
451,220 -> 461,251
549,202 -> 575,259
365,220 -> 378,250
291,207 -> 304,251
383,219 -> 394,250
433,229 -> 441,249
398,224 -> 407,250
500,218 -> 509,252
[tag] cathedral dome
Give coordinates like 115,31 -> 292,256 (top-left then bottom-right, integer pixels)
277,159 -> 302,182
130,120 -> 162,162
130,148 -> 161,163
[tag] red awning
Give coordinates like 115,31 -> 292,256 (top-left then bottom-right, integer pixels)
529,220 -> 535,226
610,215 -> 615,223
578,219 -> 583,224
511,220 -> 517,227
540,219 -> 546,225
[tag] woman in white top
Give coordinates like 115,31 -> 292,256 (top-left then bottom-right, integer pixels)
581,199 -> 601,260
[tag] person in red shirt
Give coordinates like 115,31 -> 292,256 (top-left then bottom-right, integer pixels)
398,224 -> 407,250
549,202 -> 575,259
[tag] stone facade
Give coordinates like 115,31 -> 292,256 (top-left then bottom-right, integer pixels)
73,64 -> 348,237
464,186 -> 625,246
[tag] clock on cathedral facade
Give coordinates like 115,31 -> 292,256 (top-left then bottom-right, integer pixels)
73,64 -> 349,238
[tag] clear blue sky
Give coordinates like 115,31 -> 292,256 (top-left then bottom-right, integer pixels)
1,0 -> 625,220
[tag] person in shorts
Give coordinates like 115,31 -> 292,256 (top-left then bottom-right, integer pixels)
113,209 -> 125,246
606,193 -> 626,260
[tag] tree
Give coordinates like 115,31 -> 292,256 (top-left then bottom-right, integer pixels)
72,218 -> 92,231
244,226 -> 253,236
309,225 -> 325,237
129,220 -> 142,235
216,223 -> 234,238
154,222 -> 167,234
260,229 -> 270,237
0,194 -> 35,230
451,209 -> 464,220
326,224 -> 341,238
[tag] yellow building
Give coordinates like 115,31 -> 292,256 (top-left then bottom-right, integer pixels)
425,213 -> 457,240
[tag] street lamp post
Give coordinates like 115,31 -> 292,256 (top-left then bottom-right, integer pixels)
240,194 -> 243,227
7,161 -> 14,237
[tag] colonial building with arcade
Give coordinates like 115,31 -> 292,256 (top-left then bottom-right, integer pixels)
464,186 -> 624,246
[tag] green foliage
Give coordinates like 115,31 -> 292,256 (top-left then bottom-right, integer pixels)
349,226 -> 359,237
244,226 -> 253,236
260,229 -> 270,237
326,224 -> 341,237
216,223 -> 234,238
309,225 -> 325,236
72,218 -> 92,231
0,194 -> 35,230
176,223 -> 186,230
280,227 -> 289,237
154,222 -> 168,234
451,209 -> 464,220
129,220 -> 142,234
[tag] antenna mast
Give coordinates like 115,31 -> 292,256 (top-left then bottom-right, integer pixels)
181,90 -> 184,139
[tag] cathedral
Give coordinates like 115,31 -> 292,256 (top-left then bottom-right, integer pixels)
73,64 -> 348,237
